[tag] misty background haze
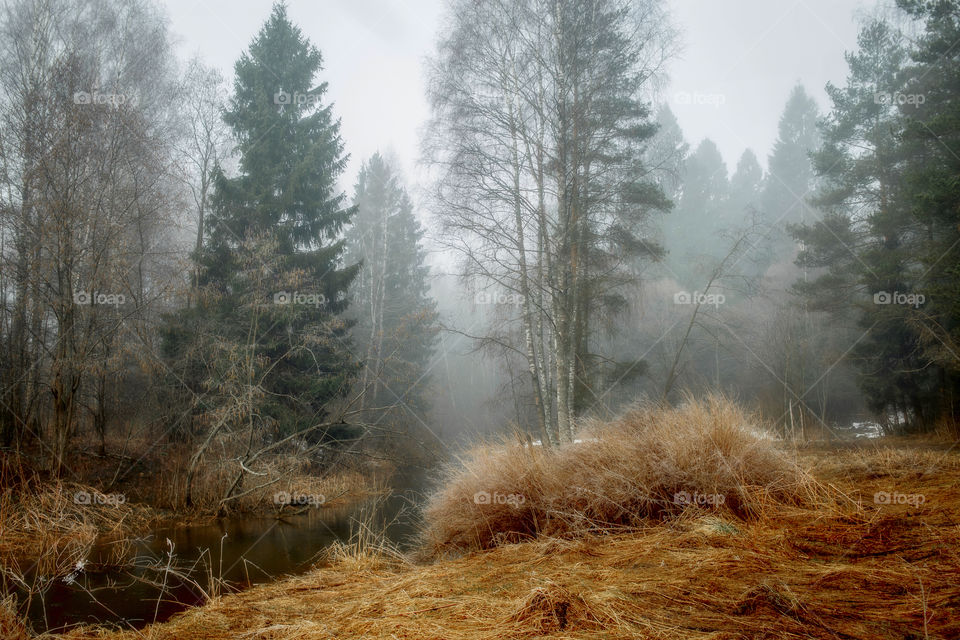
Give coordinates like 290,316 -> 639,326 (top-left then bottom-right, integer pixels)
3,0 -> 955,487
156,0 -> 885,440
2,0 -> 960,633
163,0 -> 872,186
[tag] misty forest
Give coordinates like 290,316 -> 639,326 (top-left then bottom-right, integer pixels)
1,0 -> 959,638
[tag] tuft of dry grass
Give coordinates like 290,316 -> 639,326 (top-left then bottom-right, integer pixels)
0,594 -> 28,640
423,396 -> 816,553
501,580 -> 614,634
0,480 -> 153,578
320,495 -> 408,572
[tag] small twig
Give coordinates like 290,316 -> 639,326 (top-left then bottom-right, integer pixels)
236,458 -> 267,476
916,571 -> 930,640
389,602 -> 460,617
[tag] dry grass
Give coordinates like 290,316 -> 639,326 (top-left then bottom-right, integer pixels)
424,396 -> 816,552
0,478 -> 155,639
40,401 -> 960,639
810,442 -> 960,481
271,470 -> 379,510
0,480 -> 153,578
0,451 -> 376,577
58,474 -> 960,639
0,594 -> 29,640
320,495 -> 409,572
59,426 -> 389,516
153,447 -> 384,515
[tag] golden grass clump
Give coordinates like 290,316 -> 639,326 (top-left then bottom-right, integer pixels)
0,595 -> 28,640
423,395 -> 815,552
502,580 -> 613,634
0,480 -> 150,577
320,496 -> 408,572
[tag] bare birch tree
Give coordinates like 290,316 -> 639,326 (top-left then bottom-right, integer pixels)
426,0 -> 675,444
0,0 -> 180,473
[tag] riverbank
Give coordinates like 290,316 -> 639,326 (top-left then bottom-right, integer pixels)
1,433 -> 389,539
0,469 -> 378,575
0,445 -> 385,633
53,438 -> 960,639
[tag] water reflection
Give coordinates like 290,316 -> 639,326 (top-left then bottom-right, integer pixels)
24,488 -> 422,634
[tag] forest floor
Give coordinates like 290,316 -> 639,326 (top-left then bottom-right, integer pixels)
49,439 -> 960,640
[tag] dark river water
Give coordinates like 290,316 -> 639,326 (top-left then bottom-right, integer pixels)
21,484 -> 425,634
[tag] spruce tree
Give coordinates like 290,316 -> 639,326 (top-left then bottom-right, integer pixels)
791,17 -> 945,430
644,105 -> 689,206
728,149 -> 763,222
759,85 -> 821,268
664,138 -> 728,286
892,0 -> 960,428
343,154 -> 439,442
163,3 -> 359,444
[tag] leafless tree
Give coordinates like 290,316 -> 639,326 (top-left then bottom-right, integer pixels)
425,0 -> 676,444
174,57 -> 232,300
0,0 -> 180,473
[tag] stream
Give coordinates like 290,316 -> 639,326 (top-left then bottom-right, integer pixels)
21,485 -> 424,634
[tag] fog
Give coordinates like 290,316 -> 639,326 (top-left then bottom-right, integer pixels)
3,0 -> 960,633
149,0 -> 908,446
162,0 -> 876,182
0,0 -> 956,488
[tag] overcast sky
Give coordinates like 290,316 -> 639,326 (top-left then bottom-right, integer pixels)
161,0 -> 883,190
